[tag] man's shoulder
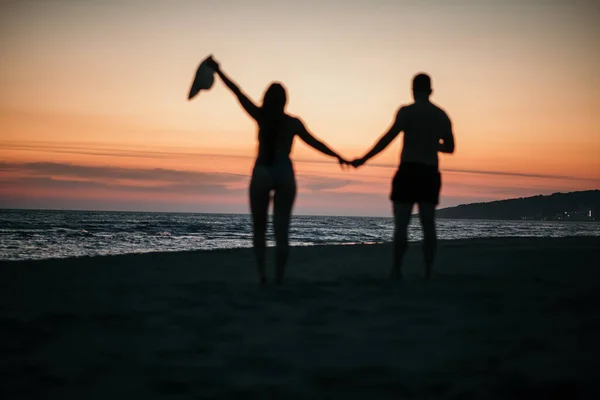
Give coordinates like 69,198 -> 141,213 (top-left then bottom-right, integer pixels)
430,102 -> 451,120
397,102 -> 451,122
398,103 -> 413,112
396,104 -> 413,118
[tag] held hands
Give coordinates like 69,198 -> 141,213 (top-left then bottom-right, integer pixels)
336,155 -> 351,170
335,155 -> 367,170
334,155 -> 367,170
350,157 -> 366,168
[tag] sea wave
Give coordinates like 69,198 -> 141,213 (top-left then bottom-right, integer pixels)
1,210 -> 599,261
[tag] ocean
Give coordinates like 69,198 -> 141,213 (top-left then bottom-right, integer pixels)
1,209 -> 599,261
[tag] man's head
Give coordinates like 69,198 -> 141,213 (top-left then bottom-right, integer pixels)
412,73 -> 432,100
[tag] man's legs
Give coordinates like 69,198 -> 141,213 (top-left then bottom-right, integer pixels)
391,202 -> 413,280
418,202 -> 437,280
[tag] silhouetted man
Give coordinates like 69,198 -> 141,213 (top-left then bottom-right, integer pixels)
352,73 -> 455,280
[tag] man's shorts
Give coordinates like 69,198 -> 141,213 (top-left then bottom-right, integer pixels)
390,162 -> 441,205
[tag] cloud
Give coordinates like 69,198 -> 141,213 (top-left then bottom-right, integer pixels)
0,161 -> 247,184
299,176 -> 356,192
0,141 -> 348,168
10,176 -> 245,196
367,162 -> 600,182
0,161 -> 359,197
0,162 -> 251,198
0,141 -> 252,162
443,168 -> 600,182
4,141 -> 598,183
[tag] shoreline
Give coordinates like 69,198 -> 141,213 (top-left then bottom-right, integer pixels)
3,235 -> 599,265
3,207 -> 600,222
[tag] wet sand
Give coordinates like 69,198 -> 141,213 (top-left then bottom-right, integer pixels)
1,237 -> 599,399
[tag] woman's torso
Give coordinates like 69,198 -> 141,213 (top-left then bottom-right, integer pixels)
255,114 -> 297,166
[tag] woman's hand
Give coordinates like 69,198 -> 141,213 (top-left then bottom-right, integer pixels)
206,55 -> 220,72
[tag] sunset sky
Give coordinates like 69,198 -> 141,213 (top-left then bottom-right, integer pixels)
1,0 -> 599,216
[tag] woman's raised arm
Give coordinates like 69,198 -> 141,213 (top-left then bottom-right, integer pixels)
207,56 -> 260,121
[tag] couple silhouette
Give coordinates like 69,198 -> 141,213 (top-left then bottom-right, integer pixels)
205,57 -> 455,285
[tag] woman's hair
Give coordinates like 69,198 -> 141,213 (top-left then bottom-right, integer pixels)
258,83 -> 287,165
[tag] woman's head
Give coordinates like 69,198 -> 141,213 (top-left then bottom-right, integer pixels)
262,82 -> 287,114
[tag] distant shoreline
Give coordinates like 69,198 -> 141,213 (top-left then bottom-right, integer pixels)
436,189 -> 599,222
436,217 -> 600,223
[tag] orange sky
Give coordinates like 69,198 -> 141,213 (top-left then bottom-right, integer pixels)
1,0 -> 599,216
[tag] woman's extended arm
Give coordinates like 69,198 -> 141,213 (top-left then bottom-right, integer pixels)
296,119 -> 348,166
207,57 -> 260,120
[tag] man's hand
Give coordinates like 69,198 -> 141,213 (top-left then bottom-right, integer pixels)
351,157 -> 366,168
337,156 -> 351,170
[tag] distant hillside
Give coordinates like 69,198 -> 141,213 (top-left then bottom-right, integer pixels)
437,190 -> 600,221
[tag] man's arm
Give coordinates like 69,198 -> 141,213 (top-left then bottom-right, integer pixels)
352,107 -> 405,167
438,116 -> 455,154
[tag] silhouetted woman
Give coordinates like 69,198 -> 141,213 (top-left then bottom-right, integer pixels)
206,57 -> 347,285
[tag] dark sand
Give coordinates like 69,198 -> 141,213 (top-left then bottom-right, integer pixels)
1,237 -> 599,399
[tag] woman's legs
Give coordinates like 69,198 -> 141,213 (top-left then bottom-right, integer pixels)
273,170 -> 296,285
249,166 -> 273,285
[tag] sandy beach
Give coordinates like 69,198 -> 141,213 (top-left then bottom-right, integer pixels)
1,236 -> 599,399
